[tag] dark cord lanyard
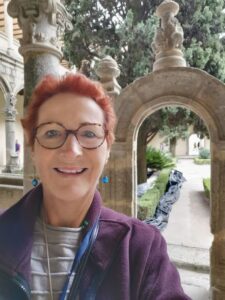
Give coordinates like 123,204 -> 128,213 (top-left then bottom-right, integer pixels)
59,218 -> 99,300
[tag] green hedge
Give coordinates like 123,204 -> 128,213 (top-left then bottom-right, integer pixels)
138,168 -> 172,220
203,178 -> 210,199
194,158 -> 210,165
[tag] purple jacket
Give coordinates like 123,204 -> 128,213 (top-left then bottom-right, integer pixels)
0,185 -> 190,299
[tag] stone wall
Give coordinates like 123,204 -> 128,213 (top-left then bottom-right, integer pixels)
0,186 -> 22,209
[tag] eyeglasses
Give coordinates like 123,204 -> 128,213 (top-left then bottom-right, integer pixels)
34,122 -> 108,150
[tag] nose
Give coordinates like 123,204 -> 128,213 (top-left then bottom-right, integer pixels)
61,133 -> 82,156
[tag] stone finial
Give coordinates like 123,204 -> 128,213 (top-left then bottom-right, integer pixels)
79,59 -> 91,77
7,0 -> 72,59
152,0 -> 186,71
95,56 -> 121,97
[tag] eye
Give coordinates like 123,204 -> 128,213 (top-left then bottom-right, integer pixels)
44,130 -> 62,138
81,130 -> 97,138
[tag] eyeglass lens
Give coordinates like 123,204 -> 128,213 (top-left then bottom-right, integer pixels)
35,123 -> 105,149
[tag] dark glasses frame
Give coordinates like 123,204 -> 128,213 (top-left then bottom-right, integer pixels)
33,122 -> 108,150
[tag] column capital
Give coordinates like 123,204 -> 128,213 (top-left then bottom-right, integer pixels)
7,0 -> 72,59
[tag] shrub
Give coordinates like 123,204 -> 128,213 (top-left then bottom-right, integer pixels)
199,148 -> 210,159
203,178 -> 210,199
194,158 -> 210,165
138,168 -> 172,220
137,188 -> 160,220
146,146 -> 176,170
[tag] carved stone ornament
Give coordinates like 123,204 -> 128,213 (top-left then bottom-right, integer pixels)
152,0 -> 186,71
152,0 -> 183,53
95,56 -> 121,96
4,93 -> 17,120
7,0 -> 72,58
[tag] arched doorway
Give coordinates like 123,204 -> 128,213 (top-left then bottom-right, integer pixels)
189,133 -> 205,156
100,67 -> 225,298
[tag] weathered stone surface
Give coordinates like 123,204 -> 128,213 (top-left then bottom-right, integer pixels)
0,186 -> 23,208
95,56 -> 121,97
152,0 -> 186,70
100,65 -> 225,299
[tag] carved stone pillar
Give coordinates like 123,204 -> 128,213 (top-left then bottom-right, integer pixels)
98,142 -> 134,215
7,0 -> 72,191
3,0 -> 14,53
95,56 -> 121,97
211,142 -> 225,299
152,0 -> 186,71
3,93 -> 18,173
95,56 -> 122,208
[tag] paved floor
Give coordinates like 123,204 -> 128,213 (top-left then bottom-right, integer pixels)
162,158 -> 212,299
162,158 -> 212,248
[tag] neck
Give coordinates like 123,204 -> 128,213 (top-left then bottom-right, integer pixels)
42,192 -> 94,228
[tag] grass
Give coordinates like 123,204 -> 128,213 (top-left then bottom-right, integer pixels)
203,178 -> 210,199
194,158 -> 211,165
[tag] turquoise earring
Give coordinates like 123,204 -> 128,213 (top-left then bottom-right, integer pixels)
101,176 -> 109,183
32,167 -> 39,187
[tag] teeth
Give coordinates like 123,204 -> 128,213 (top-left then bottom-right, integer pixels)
57,168 -> 84,174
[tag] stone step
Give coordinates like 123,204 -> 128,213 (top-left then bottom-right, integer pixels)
167,243 -> 210,273
179,268 -> 210,300
0,174 -> 23,186
0,184 -> 23,190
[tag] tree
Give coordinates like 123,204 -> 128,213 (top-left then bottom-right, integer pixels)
64,0 -> 225,86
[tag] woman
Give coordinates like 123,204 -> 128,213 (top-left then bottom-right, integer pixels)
0,73 -> 190,299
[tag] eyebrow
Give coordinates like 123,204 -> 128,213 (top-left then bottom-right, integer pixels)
35,121 -> 103,128
79,122 -> 103,126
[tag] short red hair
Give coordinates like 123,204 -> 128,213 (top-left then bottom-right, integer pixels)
21,73 -> 116,147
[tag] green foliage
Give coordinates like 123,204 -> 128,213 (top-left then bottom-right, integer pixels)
138,168 -> 172,220
194,158 -> 211,164
203,178 -> 210,199
138,188 -> 160,220
199,148 -> 211,159
161,107 -> 192,128
159,107 -> 209,144
64,0 -> 225,86
146,146 -> 176,170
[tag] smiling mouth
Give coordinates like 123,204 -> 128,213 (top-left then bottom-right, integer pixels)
54,168 -> 87,175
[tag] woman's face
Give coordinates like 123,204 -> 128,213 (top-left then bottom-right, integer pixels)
31,92 -> 110,203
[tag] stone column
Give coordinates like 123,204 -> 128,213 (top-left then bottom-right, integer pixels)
8,0 -> 72,192
151,0 -> 186,71
99,142 -> 134,215
3,0 -> 14,53
3,93 -> 17,173
210,143 -> 225,299
95,56 -> 125,211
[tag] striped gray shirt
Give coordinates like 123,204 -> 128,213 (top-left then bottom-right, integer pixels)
31,217 -> 82,299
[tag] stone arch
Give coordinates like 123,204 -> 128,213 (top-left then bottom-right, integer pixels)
13,84 -> 24,97
101,67 -> 225,298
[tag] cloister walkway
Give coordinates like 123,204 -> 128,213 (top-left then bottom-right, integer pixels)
162,158 -> 212,299
163,158 -> 212,248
